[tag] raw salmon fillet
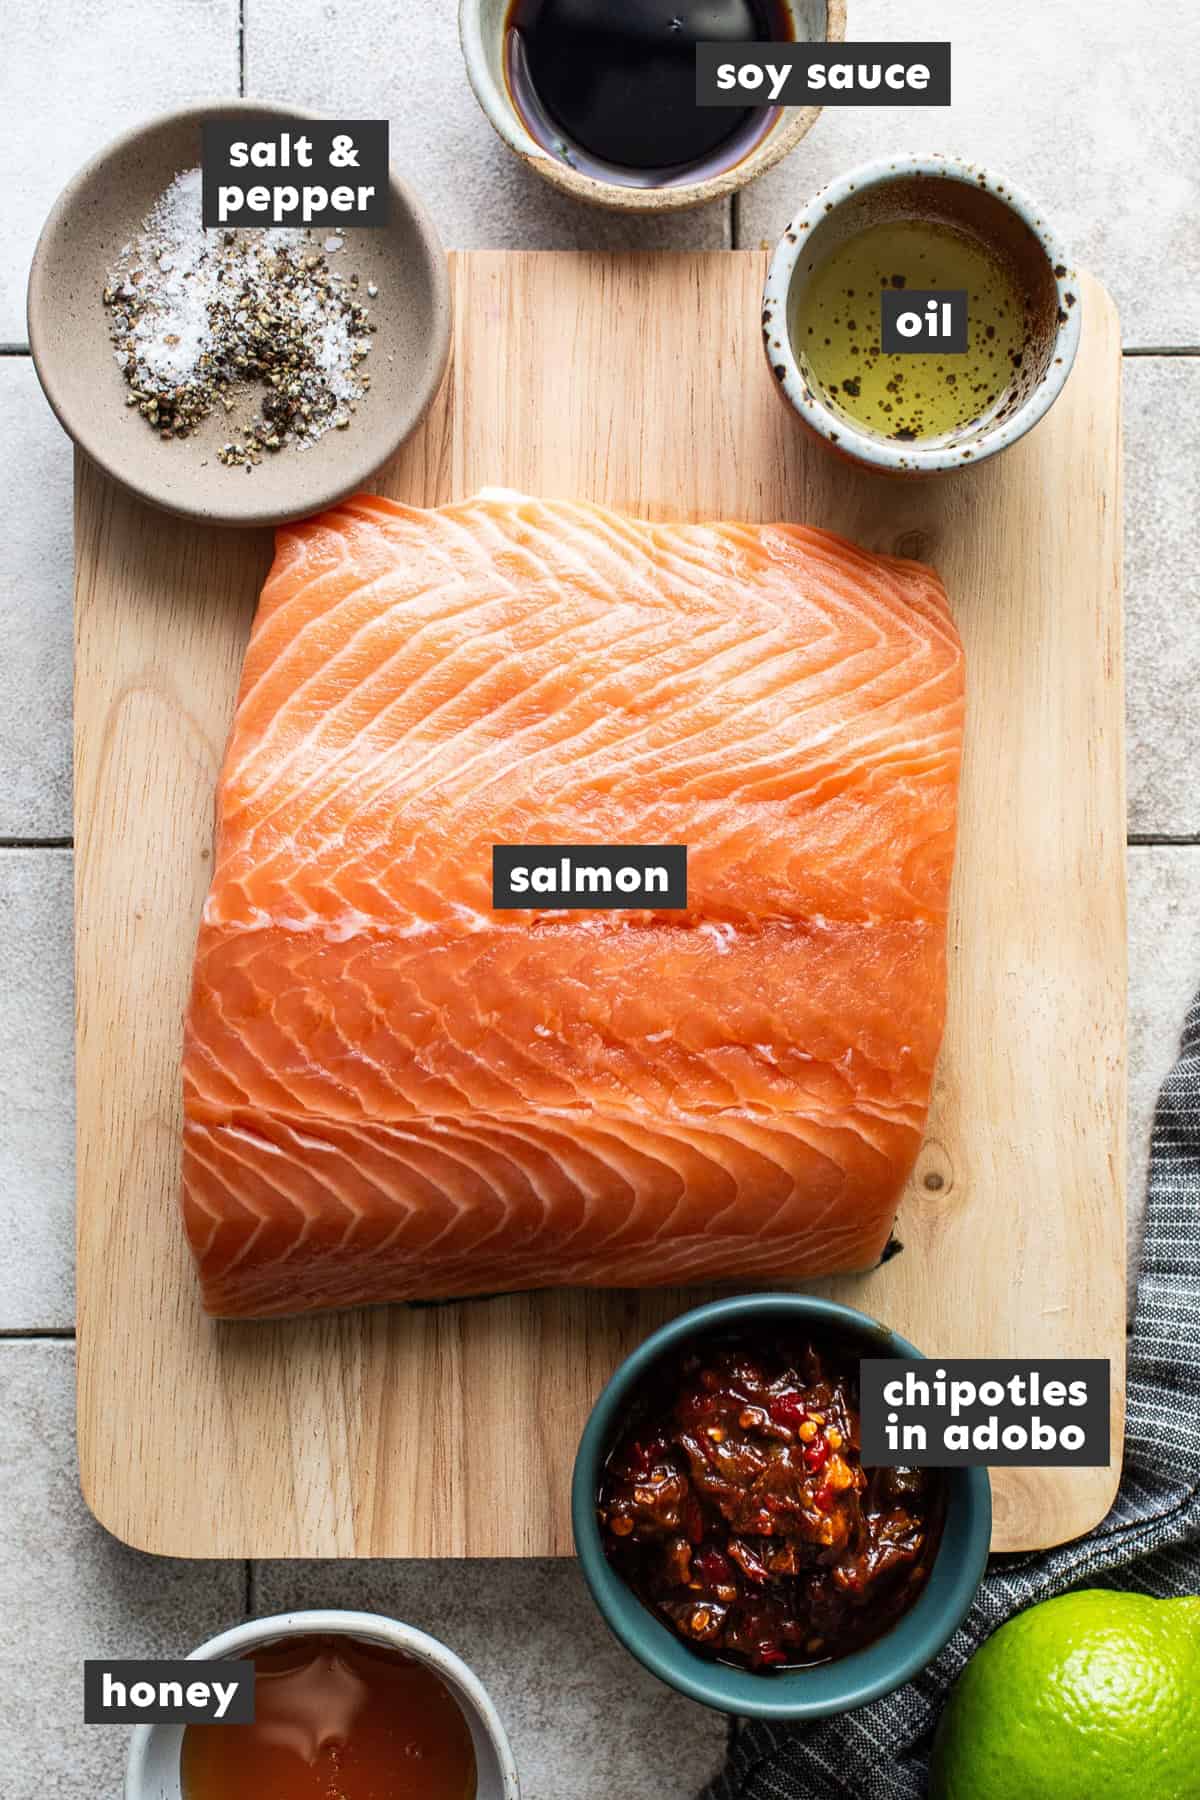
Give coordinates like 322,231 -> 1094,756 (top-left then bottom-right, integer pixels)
182,492 -> 964,1318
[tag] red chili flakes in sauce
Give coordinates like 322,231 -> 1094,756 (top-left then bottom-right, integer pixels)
597,1337 -> 946,1671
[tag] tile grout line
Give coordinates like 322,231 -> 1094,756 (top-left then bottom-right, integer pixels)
0,837 -> 72,849
238,0 -> 247,97
2,342 -> 1200,358
0,1327 -> 75,1340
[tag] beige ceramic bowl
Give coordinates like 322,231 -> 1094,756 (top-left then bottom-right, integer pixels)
28,101 -> 451,528
459,0 -> 846,211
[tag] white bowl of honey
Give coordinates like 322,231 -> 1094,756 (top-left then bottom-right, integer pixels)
762,154 -> 1083,474
125,1610 -> 520,1800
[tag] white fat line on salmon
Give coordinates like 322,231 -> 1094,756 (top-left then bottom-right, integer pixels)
697,921 -> 736,952
201,900 -> 439,941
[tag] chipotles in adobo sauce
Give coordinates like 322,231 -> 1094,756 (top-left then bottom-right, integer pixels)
597,1336 -> 945,1670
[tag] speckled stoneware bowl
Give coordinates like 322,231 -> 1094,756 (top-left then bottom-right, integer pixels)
573,1294 -> 992,1720
762,153 -> 1082,475
28,101 -> 451,528
459,0 -> 846,211
124,1610 -> 520,1800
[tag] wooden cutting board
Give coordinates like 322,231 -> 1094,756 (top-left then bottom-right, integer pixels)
75,251 -> 1125,1558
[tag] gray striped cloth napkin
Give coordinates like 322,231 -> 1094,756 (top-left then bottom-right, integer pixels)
707,991 -> 1200,1800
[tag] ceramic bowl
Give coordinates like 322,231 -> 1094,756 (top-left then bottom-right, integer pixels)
762,153 -> 1082,474
124,1609 -> 520,1799
573,1294 -> 991,1719
28,101 -> 451,527
459,0 -> 846,212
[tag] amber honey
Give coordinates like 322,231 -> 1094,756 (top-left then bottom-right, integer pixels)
180,1634 -> 478,1800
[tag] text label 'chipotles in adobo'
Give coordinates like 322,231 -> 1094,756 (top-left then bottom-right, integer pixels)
597,1334 -> 946,1671
860,1359 -> 1111,1466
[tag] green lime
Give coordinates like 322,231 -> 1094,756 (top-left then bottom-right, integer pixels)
930,1589 -> 1200,1800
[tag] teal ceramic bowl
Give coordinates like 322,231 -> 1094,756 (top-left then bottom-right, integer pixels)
572,1294 -> 991,1719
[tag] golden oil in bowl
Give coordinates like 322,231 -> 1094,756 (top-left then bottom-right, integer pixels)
791,218 -> 1031,445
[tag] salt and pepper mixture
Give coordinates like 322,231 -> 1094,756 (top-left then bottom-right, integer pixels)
102,168 -> 378,469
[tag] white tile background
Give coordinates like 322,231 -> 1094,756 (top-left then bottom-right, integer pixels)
2,2 -> 1198,1793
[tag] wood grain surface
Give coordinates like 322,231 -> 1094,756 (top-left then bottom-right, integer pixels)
75,252 -> 1126,1558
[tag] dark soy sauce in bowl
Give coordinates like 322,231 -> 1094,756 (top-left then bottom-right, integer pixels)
504,1 -> 795,188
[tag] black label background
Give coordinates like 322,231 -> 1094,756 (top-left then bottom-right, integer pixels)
492,845 -> 688,910
202,117 -> 390,227
860,1358 -> 1111,1467
880,288 -> 969,354
84,1659 -> 255,1724
696,42 -> 951,107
